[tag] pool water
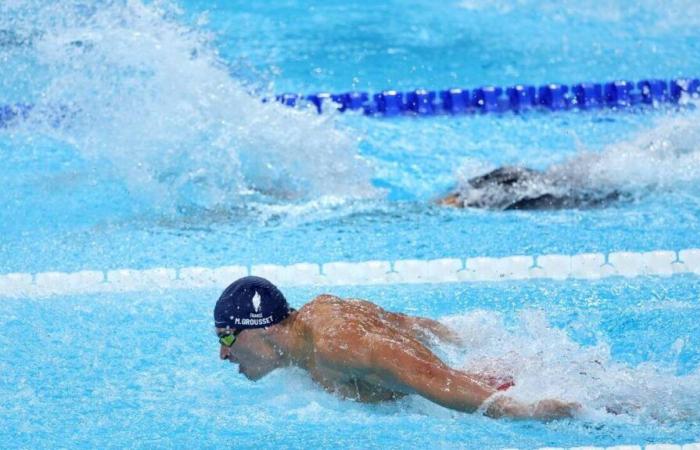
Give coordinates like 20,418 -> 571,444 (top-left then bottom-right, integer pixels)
2,0 -> 700,448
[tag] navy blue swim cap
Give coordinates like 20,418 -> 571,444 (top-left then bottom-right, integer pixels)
214,276 -> 292,330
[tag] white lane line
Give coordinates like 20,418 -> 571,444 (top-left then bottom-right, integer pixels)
1,248 -> 699,298
532,442 -> 699,450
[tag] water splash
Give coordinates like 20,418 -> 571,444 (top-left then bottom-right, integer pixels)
441,309 -> 700,422
453,108 -> 700,209
562,110 -> 700,193
1,0 -> 376,212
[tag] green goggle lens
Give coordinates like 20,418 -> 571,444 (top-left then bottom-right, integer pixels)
219,333 -> 236,347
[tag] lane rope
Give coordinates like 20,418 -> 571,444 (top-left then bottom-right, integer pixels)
2,78 -> 699,128
278,77 -> 700,116
1,248 -> 699,298
530,443 -> 700,450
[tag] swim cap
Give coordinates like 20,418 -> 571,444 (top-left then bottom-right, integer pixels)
214,276 -> 292,330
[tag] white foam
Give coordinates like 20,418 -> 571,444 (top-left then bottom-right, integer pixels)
564,110 -> 700,195
442,309 -> 700,424
1,0 -> 376,212
453,107 -> 700,209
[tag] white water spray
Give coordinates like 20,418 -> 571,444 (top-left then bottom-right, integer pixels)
442,309 -> 700,422
1,0 -> 377,212
453,108 -> 700,208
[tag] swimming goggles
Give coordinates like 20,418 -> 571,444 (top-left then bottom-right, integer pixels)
218,329 -> 243,347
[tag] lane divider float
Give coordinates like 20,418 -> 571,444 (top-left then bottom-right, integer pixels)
1,248 -> 699,298
277,77 -> 700,116
530,442 -> 700,450
2,78 -> 699,128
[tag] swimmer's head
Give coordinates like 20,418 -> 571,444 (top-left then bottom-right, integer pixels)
214,276 -> 292,330
214,276 -> 294,380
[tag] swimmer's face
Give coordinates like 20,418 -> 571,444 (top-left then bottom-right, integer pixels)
217,327 -> 283,381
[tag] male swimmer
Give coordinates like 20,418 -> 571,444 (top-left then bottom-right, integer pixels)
214,276 -> 579,420
439,166 -> 621,210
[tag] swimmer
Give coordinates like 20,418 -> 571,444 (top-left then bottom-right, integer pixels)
439,166 -> 621,210
214,276 -> 579,420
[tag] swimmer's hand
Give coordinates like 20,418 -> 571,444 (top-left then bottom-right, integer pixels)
531,399 -> 581,420
485,396 -> 580,421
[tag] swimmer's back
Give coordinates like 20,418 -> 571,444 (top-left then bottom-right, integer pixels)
297,295 -> 400,335
295,295 -> 396,371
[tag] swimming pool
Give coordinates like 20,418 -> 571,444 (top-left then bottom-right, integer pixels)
2,0 -> 700,448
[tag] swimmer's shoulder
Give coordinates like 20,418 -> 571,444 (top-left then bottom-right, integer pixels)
304,295 -> 379,313
294,296 -> 347,342
295,294 -> 343,321
304,294 -> 343,309
311,293 -> 343,304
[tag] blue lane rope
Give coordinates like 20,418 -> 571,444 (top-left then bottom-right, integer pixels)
0,103 -> 33,128
1,78 -> 699,127
280,77 -> 700,116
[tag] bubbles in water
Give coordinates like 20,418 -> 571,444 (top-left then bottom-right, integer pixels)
1,0 -> 377,212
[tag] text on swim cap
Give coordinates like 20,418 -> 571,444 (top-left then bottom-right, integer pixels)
234,315 -> 274,326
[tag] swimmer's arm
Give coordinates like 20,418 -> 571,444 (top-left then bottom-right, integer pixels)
484,396 -> 580,421
388,312 -> 463,346
358,338 -> 578,420
363,337 -> 494,413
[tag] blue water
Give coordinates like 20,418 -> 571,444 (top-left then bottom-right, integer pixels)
2,0 -> 700,448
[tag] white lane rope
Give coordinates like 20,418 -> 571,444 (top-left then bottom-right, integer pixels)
1,248 -> 699,298
530,443 -> 700,450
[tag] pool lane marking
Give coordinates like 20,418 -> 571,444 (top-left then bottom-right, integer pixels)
532,443 -> 700,449
1,248 -> 699,298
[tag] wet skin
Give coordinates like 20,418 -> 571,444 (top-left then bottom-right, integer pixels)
218,295 -> 579,420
